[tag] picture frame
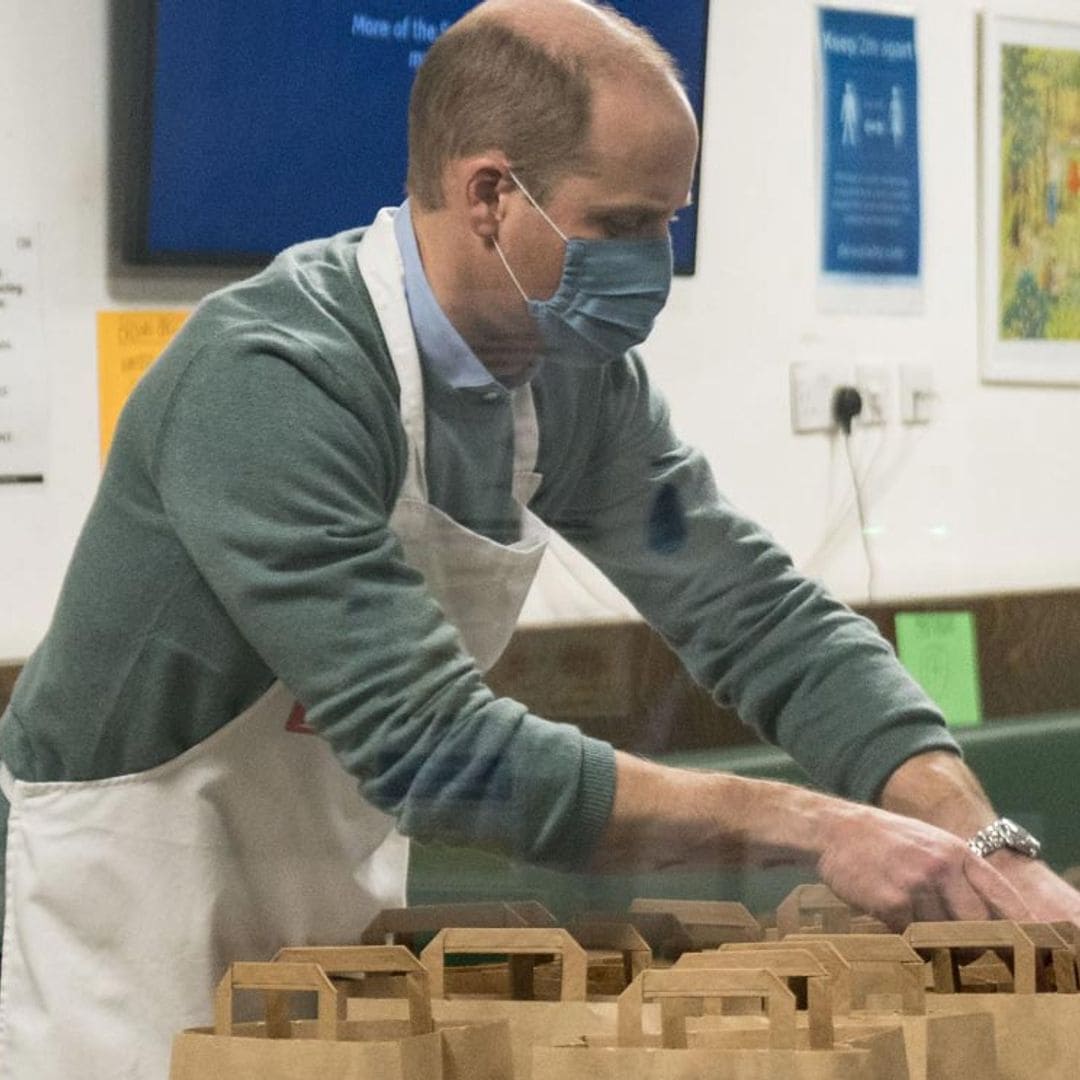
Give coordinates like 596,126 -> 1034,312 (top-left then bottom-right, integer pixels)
980,13 -> 1080,384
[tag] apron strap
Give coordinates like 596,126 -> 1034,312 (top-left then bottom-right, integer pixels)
358,209 -> 543,508
356,210 -> 428,502
0,764 -> 16,802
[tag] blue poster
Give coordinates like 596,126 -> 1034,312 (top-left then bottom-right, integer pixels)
820,8 -> 921,284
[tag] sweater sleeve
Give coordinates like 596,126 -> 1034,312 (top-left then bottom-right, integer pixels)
151,340 -> 615,870
549,354 -> 958,804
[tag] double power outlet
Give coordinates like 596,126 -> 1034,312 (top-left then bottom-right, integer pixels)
789,362 -> 934,434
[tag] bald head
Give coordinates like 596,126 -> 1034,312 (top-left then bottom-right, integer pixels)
466,0 -> 681,85
406,0 -> 694,210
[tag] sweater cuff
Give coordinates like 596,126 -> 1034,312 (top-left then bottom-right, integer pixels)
549,735 -> 617,871
846,717 -> 962,805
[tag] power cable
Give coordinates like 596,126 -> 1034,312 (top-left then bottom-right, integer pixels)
832,386 -> 878,602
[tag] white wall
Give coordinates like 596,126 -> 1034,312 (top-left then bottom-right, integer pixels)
2,0 -> 1079,661
656,0 -> 1080,609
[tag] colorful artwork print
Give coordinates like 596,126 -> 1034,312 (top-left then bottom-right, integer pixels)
999,44 -> 1080,341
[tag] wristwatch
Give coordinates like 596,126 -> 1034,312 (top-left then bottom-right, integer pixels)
966,817 -> 1042,859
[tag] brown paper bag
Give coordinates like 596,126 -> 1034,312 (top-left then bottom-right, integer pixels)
574,909 -> 695,963
776,885 -> 856,937
675,947 -> 837,1048
673,943 -> 912,1079
168,960 -> 444,1080
271,945 -> 514,1080
757,934 -> 998,1080
906,920 -> 1080,1080
630,898 -> 764,949
535,966 -> 875,1080
346,927 -> 621,1080
720,939 -> 856,1014
783,934 -> 927,1013
361,902 -> 532,947
773,885 -> 891,941
359,902 -> 557,998
533,920 -> 653,999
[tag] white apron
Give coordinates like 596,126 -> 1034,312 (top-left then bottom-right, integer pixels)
0,208 -> 549,1079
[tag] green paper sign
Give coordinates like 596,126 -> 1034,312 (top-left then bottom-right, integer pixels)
895,611 -> 983,728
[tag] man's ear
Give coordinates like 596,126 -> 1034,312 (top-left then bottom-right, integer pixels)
463,158 -> 515,240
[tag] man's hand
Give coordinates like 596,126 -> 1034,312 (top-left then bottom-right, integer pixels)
817,802 -> 1033,930
983,851 -> 1080,925
880,750 -> 1080,927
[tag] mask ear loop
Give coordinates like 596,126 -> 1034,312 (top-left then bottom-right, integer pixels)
507,169 -> 570,243
492,238 -> 531,304
492,168 -> 570,304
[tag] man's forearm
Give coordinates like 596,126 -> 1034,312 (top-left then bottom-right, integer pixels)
590,751 -> 842,874
592,748 -> 1035,929
876,750 -> 997,837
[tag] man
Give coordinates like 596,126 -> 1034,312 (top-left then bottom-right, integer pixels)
1,1 -> 1077,1076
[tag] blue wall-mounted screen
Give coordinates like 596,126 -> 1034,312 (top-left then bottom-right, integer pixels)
136,1 -> 710,272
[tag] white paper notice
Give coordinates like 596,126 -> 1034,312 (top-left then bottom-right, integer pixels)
0,227 -> 46,484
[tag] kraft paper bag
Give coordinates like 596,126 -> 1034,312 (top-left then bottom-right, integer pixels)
535,966 -> 875,1080
906,920 -> 1080,1080
715,937 -> 997,1080
172,946 -> 515,1080
533,920 -> 653,999
358,901 -> 555,999
168,961 -> 444,1080
830,1012 -> 997,1080
272,945 -> 515,1080
630,898 -> 764,949
683,1021 -> 908,1080
348,927 -> 628,1080
672,946 -> 908,1080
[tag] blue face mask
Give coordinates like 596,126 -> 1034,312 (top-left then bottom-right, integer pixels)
493,170 -> 674,366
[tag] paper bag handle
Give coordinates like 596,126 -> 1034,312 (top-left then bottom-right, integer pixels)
904,920 -> 1038,994
214,961 -> 340,1041
420,927 -> 588,1001
359,902 -> 532,946
618,967 -> 797,1050
565,919 -> 653,990
273,945 -> 434,1033
675,948 -> 834,1049
776,884 -> 852,938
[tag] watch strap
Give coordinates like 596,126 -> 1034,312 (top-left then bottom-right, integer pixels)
966,817 -> 1041,859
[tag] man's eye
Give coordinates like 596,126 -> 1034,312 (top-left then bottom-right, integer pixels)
600,215 -> 680,238
602,218 -> 641,237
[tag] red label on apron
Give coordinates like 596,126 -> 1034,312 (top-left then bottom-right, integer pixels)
285,703 -> 316,735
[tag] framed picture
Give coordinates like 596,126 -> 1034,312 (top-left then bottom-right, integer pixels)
980,14 -> 1080,383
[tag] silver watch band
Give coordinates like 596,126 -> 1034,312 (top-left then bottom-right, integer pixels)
966,817 -> 1041,859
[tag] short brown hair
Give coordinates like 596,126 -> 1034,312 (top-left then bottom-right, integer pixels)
406,4 -> 683,210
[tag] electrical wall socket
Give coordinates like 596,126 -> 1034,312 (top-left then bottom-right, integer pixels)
900,363 -> 935,423
854,363 -> 889,426
790,362 -> 851,433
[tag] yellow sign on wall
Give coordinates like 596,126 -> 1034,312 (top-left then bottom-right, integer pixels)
96,310 -> 189,462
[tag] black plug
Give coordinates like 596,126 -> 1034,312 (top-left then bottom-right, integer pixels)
832,385 -> 863,436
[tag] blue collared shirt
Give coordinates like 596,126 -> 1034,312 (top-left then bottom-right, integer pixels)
393,200 -> 502,391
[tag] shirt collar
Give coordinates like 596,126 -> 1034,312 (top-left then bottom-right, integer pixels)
393,200 -> 502,391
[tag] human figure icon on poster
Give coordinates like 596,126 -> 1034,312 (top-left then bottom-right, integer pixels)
841,80 -> 859,146
890,85 -> 905,149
